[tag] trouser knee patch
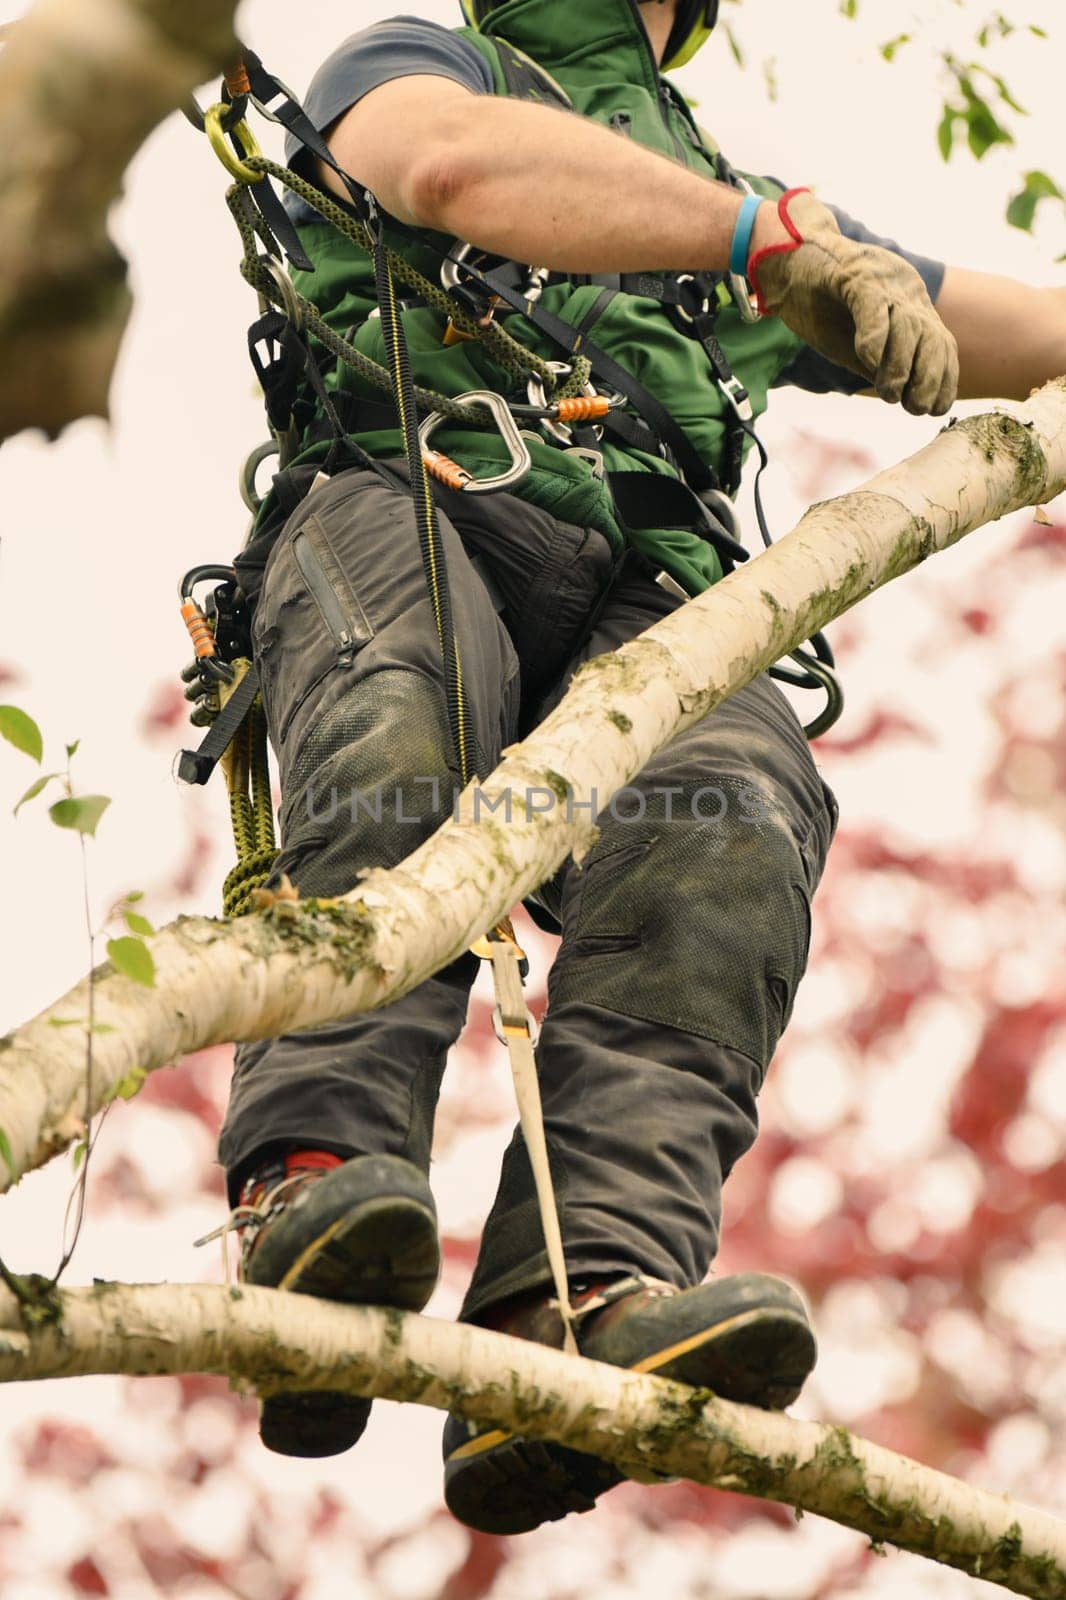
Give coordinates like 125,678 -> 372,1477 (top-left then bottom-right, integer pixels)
551,788 -> 813,1068
277,668 -> 467,897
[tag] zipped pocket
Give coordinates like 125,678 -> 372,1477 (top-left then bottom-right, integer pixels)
292,527 -> 365,664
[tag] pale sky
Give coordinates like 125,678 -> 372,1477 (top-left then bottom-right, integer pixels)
0,7 -> 1063,1593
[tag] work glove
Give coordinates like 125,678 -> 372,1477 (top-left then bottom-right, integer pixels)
749,188 -> 959,416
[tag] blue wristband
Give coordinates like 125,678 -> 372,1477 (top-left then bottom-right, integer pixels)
729,193 -> 763,278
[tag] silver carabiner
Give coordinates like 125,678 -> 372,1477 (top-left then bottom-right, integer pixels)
527,360 -> 576,445
441,241 -> 478,298
258,254 -> 303,330
419,390 -> 532,495
527,359 -> 616,448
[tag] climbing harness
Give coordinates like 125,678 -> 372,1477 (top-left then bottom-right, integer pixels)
173,41 -> 842,919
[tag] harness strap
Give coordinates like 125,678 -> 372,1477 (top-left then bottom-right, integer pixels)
473,925 -> 579,1356
447,252 -> 723,495
176,665 -> 260,787
606,470 -> 749,573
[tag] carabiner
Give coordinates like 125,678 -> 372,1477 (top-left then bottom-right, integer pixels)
204,102 -> 264,185
257,254 -> 303,329
419,391 -> 531,495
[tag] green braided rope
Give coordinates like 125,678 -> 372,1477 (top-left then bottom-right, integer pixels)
247,158 -> 585,387
227,165 -> 593,425
217,702 -> 279,919
223,849 -> 279,918
250,705 -> 277,858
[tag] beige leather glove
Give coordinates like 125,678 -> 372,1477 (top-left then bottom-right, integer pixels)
749,189 -> 959,416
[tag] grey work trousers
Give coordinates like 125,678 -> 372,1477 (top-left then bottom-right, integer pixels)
218,464 -> 838,1321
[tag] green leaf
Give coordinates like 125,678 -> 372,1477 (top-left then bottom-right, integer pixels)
964,100 -> 1013,159
937,107 -> 956,161
65,740 -> 80,759
989,72 -> 1026,116
1029,25 -> 1048,39
124,891 -> 145,905
111,1066 -> 147,1101
72,1141 -> 88,1173
106,936 -> 155,988
839,0 -> 858,16
123,910 -> 155,938
0,705 -> 43,763
1006,169 -> 1064,232
880,33 -> 911,62
723,22 -> 744,67
13,771 -> 61,815
762,55 -> 778,103
49,794 -> 111,838
0,1126 -> 13,1177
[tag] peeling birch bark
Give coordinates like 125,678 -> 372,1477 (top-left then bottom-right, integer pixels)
0,0 -> 239,440
1,384 -> 1064,1187
0,1281 -> 1061,1597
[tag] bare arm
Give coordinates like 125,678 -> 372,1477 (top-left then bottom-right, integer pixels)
934,266 -> 1066,401
319,73 -> 792,273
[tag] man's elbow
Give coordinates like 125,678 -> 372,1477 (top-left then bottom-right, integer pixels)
402,118 -> 484,232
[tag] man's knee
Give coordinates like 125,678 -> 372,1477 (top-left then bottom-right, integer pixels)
550,780 -> 817,1068
275,667 -> 460,897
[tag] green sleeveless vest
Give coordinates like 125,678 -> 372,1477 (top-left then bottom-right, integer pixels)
284,0 -> 806,593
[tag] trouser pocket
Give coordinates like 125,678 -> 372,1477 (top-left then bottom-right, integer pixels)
254,500 -> 376,750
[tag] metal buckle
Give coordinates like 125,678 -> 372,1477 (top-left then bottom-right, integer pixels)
419,391 -> 531,495
672,272 -> 713,328
717,374 -> 754,423
492,1004 -> 541,1049
564,446 -> 606,480
524,266 -> 550,307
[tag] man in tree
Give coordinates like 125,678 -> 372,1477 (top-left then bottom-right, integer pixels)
216,0 -> 1065,1534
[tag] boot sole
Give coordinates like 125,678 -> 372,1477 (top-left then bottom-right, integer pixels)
444,1303 -> 814,1534
255,1186 -> 439,1460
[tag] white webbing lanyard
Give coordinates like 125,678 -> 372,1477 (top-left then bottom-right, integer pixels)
472,924 -> 579,1356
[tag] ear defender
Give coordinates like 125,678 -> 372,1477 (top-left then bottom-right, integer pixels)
663,0 -> 720,70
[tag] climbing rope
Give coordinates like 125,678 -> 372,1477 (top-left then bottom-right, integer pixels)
221,689 -> 277,918
224,158 -> 594,425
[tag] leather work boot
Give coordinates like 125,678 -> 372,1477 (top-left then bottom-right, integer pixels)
443,1272 -> 816,1535
237,1150 -> 440,1457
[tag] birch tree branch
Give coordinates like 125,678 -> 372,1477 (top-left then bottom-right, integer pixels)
2,384 -> 1064,1188
0,0 -> 240,441
0,1280 -> 1061,1596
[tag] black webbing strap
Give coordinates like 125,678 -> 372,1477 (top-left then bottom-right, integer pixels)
247,310 -> 306,433
244,168 -> 315,272
451,253 -> 722,494
177,668 -> 261,786
606,471 -> 749,573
